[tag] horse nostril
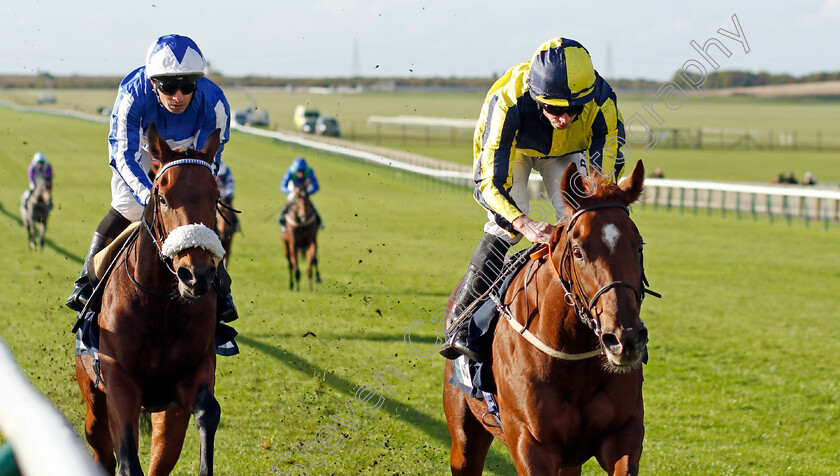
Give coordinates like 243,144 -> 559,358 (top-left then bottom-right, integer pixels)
177,267 -> 195,284
601,333 -> 621,353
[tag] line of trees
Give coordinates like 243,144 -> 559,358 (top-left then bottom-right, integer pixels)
2,70 -> 839,90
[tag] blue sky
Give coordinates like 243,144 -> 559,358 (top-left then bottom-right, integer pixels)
2,0 -> 838,81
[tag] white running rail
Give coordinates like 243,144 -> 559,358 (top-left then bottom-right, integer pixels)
0,336 -> 103,475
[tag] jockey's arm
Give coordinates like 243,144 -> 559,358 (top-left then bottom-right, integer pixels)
307,172 -> 320,195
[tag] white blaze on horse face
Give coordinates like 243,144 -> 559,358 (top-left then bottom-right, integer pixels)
602,224 -> 621,254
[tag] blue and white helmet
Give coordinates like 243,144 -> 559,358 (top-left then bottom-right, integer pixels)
32,152 -> 46,164
144,34 -> 206,78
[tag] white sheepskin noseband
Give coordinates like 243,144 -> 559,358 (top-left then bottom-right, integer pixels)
160,223 -> 225,260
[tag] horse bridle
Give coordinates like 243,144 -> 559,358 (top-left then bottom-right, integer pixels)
129,158 -> 220,302
545,203 -> 661,335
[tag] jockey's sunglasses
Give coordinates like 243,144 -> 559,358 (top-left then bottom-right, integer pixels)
152,75 -> 201,95
540,103 -> 584,117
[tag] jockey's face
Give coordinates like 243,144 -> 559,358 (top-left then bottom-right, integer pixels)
538,102 -> 584,130
151,79 -> 194,114
295,171 -> 305,180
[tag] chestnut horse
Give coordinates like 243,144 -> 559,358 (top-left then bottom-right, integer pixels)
443,161 -> 655,475
20,174 -> 52,250
282,186 -> 320,291
75,123 -> 225,475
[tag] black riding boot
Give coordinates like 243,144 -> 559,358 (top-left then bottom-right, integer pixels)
215,260 -> 238,323
439,234 -> 510,362
65,232 -> 110,312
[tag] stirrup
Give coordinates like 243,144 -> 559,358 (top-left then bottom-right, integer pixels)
65,281 -> 92,312
439,329 -> 483,363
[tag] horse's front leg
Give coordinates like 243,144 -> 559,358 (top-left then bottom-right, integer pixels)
506,427 -> 564,475
148,406 -> 190,476
306,242 -> 316,291
292,245 -> 301,292
176,363 -> 219,476
102,364 -> 144,476
594,414 -> 643,476
193,384 -> 220,476
39,221 -> 46,250
75,356 -> 116,474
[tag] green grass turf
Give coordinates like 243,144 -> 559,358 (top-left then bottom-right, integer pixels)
0,102 -> 838,474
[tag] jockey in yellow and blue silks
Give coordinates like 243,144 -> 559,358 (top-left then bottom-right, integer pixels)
278,157 -> 323,231
440,38 -> 627,362
66,35 -> 240,341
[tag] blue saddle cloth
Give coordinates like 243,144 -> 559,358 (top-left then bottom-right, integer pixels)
448,249 -> 532,399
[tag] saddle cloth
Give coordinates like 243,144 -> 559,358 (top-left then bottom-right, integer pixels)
448,249 -> 532,399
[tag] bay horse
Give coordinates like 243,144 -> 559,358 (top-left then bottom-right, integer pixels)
215,197 -> 238,266
282,186 -> 320,291
20,174 -> 52,250
75,123 -> 226,475
443,161 -> 654,475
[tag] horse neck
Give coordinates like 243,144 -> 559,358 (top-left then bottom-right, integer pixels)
523,249 -> 600,354
130,210 -> 175,288
32,178 -> 49,202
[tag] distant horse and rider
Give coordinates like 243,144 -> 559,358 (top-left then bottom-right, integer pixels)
442,162 -> 659,475
278,156 -> 323,291
281,186 -> 321,291
20,165 -> 52,251
214,159 -> 239,266
75,124 -> 226,475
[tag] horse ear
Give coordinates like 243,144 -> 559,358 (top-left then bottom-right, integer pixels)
559,162 -> 585,208
147,122 -> 173,164
199,129 -> 222,164
618,160 -> 645,205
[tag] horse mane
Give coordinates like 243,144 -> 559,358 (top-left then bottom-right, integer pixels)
563,166 -> 644,220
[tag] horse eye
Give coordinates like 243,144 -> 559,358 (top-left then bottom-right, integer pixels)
158,195 -> 167,206
572,247 -> 584,259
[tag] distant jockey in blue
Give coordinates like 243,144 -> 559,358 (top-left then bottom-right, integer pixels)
280,156 -> 319,196
216,159 -> 235,202
278,156 -> 323,231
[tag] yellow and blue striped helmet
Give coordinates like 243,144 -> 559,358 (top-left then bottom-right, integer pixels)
528,38 -> 596,107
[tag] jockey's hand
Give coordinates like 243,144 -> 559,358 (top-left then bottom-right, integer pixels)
512,215 -> 555,244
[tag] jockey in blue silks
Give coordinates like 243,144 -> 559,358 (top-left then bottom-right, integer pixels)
216,159 -> 235,204
278,157 -> 324,232
66,34 -> 240,339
